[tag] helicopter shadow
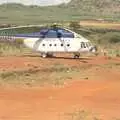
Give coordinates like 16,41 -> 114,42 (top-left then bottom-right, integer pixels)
50,56 -> 91,63
22,54 -> 41,58
22,54 -> 92,63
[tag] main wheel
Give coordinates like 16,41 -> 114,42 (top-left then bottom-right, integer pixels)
41,53 -> 47,58
73,53 -> 80,59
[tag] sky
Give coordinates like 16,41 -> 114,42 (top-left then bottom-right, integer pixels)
0,0 -> 71,6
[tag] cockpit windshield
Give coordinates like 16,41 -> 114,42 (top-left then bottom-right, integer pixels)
81,42 -> 92,48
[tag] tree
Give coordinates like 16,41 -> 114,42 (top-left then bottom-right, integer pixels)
69,21 -> 81,32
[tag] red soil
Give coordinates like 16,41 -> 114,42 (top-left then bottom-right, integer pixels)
0,55 -> 120,120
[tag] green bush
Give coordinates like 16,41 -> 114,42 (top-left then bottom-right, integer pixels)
0,42 -> 25,56
69,21 -> 81,31
99,32 -> 120,44
109,33 -> 120,43
15,38 -> 24,44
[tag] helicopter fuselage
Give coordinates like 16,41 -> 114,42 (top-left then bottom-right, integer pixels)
23,37 -> 95,54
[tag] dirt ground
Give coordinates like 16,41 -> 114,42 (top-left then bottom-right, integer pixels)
0,55 -> 120,120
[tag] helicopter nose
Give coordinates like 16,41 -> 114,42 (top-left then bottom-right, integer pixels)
89,45 -> 97,53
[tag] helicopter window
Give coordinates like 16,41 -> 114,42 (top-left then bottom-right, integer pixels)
61,44 -> 63,47
81,42 -> 83,48
81,42 -> 86,48
54,44 -> 57,46
67,44 -> 70,47
49,44 -> 52,47
42,44 -> 45,46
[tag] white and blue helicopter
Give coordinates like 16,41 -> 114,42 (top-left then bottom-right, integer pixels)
0,24 -> 97,58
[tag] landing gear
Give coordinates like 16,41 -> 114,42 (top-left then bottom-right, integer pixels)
41,53 -> 54,58
73,53 -> 80,59
41,53 -> 47,58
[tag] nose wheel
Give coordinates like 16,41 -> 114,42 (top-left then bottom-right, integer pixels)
90,46 -> 98,53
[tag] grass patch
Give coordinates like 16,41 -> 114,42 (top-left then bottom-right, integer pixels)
0,63 -> 94,87
0,1 -> 120,25
63,109 -> 102,120
96,62 -> 120,71
102,62 -> 120,68
98,32 -> 120,44
0,42 -> 31,56
0,61 -> 119,87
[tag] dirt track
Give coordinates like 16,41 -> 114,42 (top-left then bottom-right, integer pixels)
0,55 -> 120,120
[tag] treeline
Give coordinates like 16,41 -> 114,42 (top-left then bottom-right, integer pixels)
69,21 -> 120,44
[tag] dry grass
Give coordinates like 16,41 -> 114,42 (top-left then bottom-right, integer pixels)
80,21 -> 120,29
0,64 -> 81,87
0,60 -> 119,87
62,109 -> 102,120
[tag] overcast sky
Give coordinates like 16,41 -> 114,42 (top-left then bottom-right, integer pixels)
0,0 -> 71,6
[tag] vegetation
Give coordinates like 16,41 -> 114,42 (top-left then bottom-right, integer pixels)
0,64 -> 81,86
0,42 -> 24,56
98,32 -> 120,44
68,23 -> 120,57
64,109 -> 102,120
0,60 -> 119,87
69,21 -> 81,32
0,0 -> 120,25
0,23 -> 120,57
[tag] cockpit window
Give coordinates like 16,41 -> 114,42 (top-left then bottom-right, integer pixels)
81,42 -> 92,48
85,42 -> 89,48
81,42 -> 86,48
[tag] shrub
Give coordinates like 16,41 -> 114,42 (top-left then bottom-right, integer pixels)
69,21 -> 81,31
15,38 -> 24,45
98,32 -> 120,44
109,34 -> 120,43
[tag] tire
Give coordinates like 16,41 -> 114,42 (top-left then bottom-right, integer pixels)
41,53 -> 47,58
74,53 -> 80,59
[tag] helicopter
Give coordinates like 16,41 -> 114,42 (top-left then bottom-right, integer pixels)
0,24 -> 97,58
